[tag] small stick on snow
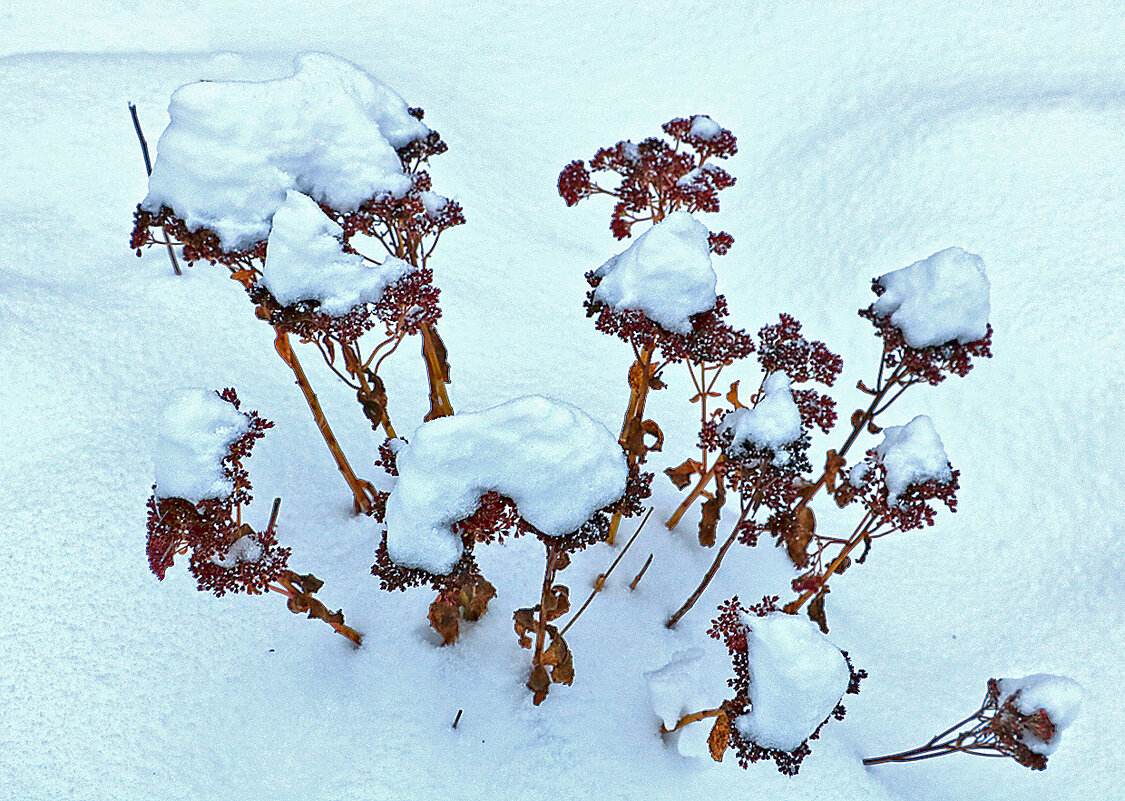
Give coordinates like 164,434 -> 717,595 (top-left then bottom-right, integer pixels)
452,709 -> 463,729
559,508 -> 653,636
629,553 -> 654,591
127,102 -> 182,276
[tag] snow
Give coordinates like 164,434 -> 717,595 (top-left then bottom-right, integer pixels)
2,4 -> 1123,801
384,396 -> 628,574
645,648 -> 707,730
871,247 -> 991,349
735,612 -> 851,753
689,114 -> 723,140
263,190 -> 414,315
1000,675 -> 1082,755
722,372 -> 803,464
592,211 -> 718,334
141,53 -> 428,252
874,415 -> 953,504
152,389 -> 248,503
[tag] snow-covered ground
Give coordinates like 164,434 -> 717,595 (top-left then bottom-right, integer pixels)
2,2 -> 1122,799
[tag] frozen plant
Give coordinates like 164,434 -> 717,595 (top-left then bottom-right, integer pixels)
146,388 -> 361,644
559,116 -> 754,542
370,396 -> 649,702
131,54 -> 464,514
661,596 -> 865,774
665,251 -> 992,632
864,675 -> 1081,770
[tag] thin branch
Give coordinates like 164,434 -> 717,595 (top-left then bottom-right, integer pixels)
129,102 -> 182,276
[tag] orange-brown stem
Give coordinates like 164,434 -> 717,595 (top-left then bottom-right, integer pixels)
666,456 -> 723,530
666,501 -> 754,629
270,577 -> 363,646
661,707 -> 722,734
608,343 -> 657,544
420,322 -> 454,421
533,544 -> 560,667
786,512 -> 875,614
273,328 -> 375,515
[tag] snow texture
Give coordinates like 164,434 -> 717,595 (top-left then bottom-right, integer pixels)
871,247 -> 991,349
153,390 -> 248,503
735,612 -> 851,753
592,211 -> 718,334
689,114 -> 723,139
384,396 -> 628,575
142,53 -> 429,252
874,415 -> 953,504
722,372 -> 803,464
263,190 -> 414,315
1000,674 -> 1082,755
645,648 -> 706,731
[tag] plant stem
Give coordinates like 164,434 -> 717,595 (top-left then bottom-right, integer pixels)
420,322 -> 454,421
785,512 -> 875,613
608,342 -> 657,544
273,328 -> 374,515
666,457 -> 722,530
661,707 -> 722,734
666,501 -> 753,629
533,544 -> 560,668
128,102 -> 181,276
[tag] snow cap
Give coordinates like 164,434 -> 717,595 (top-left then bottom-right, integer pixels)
874,415 -> 953,504
263,190 -> 414,315
142,53 -> 430,252
999,674 -> 1082,755
722,373 -> 803,464
593,211 -> 718,334
384,396 -> 629,575
872,247 -> 990,348
735,612 -> 850,752
153,390 -> 248,503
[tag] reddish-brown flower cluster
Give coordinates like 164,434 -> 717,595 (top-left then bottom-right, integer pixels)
840,454 -> 960,532
584,282 -> 755,365
145,389 -> 290,596
984,680 -> 1054,770
706,596 -> 865,775
558,115 -> 736,242
757,313 -> 842,433
859,282 -> 993,386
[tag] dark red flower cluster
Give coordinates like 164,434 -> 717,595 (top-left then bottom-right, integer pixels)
859,282 -> 993,386
844,454 -> 960,532
584,281 -> 755,365
757,314 -> 843,386
558,115 -> 736,243
707,597 -> 865,775
145,389 -> 290,596
984,680 -> 1054,771
131,205 -> 266,270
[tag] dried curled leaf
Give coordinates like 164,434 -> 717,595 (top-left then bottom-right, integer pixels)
665,458 -> 703,490
459,575 -> 497,622
428,592 -> 460,645
808,592 -> 829,633
823,449 -> 845,492
543,584 -> 570,623
851,408 -> 865,430
698,484 -> 725,548
786,506 -> 815,567
708,711 -> 731,762
514,607 -> 536,649
726,380 -> 748,410
528,664 -> 551,705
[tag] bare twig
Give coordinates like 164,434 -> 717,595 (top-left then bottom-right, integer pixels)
128,102 -> 181,276
628,553 -> 653,590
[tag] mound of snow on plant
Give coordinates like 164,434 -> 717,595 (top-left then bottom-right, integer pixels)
592,211 -> 717,334
142,53 -> 429,251
1000,674 -> 1083,755
735,612 -> 850,753
874,415 -> 953,504
385,396 -> 628,574
722,372 -> 802,464
871,247 -> 990,348
153,390 -> 247,503
263,190 -> 414,314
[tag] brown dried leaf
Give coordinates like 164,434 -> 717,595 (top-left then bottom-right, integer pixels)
665,459 -> 703,490
785,507 -> 815,568
541,632 -> 569,668
698,485 -> 725,548
551,647 -> 575,686
808,592 -> 829,633
543,584 -> 570,622
527,664 -> 550,705
726,381 -> 748,410
428,594 -> 460,645
851,409 -> 865,430
430,327 -> 451,383
641,419 -> 664,453
621,416 -> 647,461
459,576 -> 497,622
823,449 -> 845,493
513,608 -> 537,649
708,712 -> 731,762
857,380 -> 876,396
867,420 -> 883,435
